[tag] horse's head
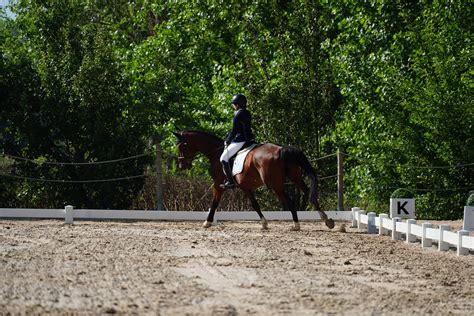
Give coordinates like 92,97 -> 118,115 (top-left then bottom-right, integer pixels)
173,132 -> 196,170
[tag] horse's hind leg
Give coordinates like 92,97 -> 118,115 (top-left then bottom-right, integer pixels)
243,189 -> 268,230
259,167 -> 299,231
311,192 -> 335,229
288,167 -> 309,211
274,188 -> 300,231
289,166 -> 334,229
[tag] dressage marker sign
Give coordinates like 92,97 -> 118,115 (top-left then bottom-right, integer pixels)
390,198 -> 415,219
464,206 -> 474,231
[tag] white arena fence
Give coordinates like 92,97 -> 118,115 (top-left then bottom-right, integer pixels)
351,207 -> 474,256
0,206 -> 352,224
2,206 -> 472,256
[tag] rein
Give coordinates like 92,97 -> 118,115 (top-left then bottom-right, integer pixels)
195,183 -> 215,205
177,142 -> 225,160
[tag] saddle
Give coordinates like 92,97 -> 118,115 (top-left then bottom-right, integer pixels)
229,142 -> 259,176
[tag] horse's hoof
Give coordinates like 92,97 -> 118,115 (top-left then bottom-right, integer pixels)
291,223 -> 300,231
261,220 -> 269,230
202,221 -> 212,228
325,218 -> 335,229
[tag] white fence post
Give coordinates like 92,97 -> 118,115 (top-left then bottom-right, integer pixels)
438,224 -> 450,251
406,219 -> 417,243
357,210 -> 365,230
379,214 -> 388,236
351,207 -> 360,228
421,223 -> 433,248
392,217 -> 401,240
367,212 -> 376,234
64,205 -> 74,224
457,230 -> 469,256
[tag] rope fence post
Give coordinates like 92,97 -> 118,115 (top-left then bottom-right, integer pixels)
152,135 -> 164,211
337,147 -> 344,212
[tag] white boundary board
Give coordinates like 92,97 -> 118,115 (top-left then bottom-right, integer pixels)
0,208 -> 352,222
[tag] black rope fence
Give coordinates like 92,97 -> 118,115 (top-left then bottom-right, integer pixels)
341,152 -> 474,192
1,150 -> 154,183
1,173 -> 146,183
2,150 -> 154,165
1,149 -> 341,183
1,151 -> 472,191
342,152 -> 474,170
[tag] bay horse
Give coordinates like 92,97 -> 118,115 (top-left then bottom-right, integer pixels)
173,130 -> 335,231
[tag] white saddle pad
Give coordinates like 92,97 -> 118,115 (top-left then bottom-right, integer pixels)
232,144 -> 259,176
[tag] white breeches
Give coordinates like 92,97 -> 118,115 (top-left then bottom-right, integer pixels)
220,142 -> 245,163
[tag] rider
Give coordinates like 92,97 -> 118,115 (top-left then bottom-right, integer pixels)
220,93 -> 255,189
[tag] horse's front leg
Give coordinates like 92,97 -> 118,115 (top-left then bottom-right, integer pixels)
243,189 -> 268,230
203,186 -> 224,228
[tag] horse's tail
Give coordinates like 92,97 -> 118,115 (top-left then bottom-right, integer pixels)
280,146 -> 319,206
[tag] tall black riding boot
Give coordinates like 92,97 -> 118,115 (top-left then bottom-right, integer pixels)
220,161 -> 236,189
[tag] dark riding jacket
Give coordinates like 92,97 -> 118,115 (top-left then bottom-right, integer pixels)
225,109 -> 254,145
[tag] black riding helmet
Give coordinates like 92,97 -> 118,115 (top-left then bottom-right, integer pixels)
231,93 -> 247,109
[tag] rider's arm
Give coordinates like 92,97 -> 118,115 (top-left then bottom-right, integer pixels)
225,110 -> 243,145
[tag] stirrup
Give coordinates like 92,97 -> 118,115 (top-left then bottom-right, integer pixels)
220,181 -> 236,189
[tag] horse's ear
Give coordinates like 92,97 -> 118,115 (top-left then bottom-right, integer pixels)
172,132 -> 183,142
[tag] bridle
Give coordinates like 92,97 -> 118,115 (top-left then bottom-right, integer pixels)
175,134 -> 226,168
177,140 -> 224,158
177,141 -> 194,166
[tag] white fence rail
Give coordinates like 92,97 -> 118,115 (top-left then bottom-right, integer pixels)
0,206 -> 352,224
3,206 -> 471,256
351,207 -> 474,256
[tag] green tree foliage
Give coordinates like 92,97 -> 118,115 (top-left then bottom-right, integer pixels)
1,1 -> 472,217
1,2 -> 153,208
323,0 -> 472,218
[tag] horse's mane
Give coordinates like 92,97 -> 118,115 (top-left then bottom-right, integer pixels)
181,130 -> 223,143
